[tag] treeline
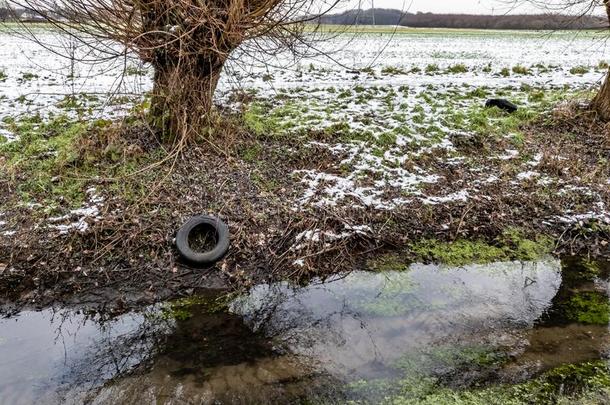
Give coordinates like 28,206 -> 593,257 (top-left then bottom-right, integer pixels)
318,8 -> 607,30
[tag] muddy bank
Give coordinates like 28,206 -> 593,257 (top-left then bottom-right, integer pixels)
0,103 -> 609,312
1,257 -> 610,404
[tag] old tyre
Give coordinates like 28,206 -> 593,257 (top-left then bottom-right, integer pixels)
176,215 -> 230,265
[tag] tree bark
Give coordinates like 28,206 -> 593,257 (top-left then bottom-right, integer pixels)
591,0 -> 610,121
592,71 -> 610,121
150,55 -> 225,144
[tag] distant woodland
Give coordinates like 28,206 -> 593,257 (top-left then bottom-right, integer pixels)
317,8 -> 607,30
0,5 -> 607,30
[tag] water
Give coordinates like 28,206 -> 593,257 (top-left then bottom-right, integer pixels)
0,257 -> 609,404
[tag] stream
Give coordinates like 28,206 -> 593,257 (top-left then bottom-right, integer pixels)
1,257 -> 609,404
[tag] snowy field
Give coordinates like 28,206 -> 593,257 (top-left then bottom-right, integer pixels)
1,27 -> 610,233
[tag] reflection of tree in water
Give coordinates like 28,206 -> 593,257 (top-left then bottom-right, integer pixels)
62,295 -> 344,404
504,257 -> 610,377
53,258 -> 610,403
539,257 -> 610,327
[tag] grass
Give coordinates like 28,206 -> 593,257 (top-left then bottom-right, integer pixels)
0,113 -> 165,212
447,64 -> 469,74
512,65 -> 531,75
570,66 -> 590,75
381,66 -> 406,75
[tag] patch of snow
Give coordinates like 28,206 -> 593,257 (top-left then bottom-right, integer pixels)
498,149 -> 519,160
517,171 -> 539,180
48,188 -> 104,235
527,153 -> 544,167
421,190 -> 470,205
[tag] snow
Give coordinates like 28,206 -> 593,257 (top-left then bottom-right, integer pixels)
48,188 -> 104,234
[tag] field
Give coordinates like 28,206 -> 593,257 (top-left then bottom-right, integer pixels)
1,25 -> 610,405
0,27 -> 609,306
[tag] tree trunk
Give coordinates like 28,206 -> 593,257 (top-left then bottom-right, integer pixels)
150,55 -> 225,144
592,71 -> 610,121
592,0 -> 610,121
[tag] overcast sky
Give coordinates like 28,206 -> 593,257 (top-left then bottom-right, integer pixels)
334,0 -> 603,15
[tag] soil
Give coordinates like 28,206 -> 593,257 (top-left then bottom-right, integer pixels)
0,106 -> 609,315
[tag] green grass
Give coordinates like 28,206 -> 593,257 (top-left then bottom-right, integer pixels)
512,65 -> 531,75
447,64 -> 469,74
0,113 -> 167,212
381,66 -> 407,75
570,66 -> 590,75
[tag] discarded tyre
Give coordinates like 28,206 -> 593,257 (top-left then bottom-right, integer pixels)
485,98 -> 518,113
176,215 -> 230,265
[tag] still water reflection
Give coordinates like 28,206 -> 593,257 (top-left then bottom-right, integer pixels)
0,257 -> 608,404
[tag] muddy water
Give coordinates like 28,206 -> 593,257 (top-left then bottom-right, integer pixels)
1,257 -> 609,404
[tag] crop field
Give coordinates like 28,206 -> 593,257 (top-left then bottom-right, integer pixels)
1,27 -> 609,236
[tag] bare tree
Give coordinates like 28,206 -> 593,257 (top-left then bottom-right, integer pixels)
9,0 -> 344,143
505,0 -> 610,120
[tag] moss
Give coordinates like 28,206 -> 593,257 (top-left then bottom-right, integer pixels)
497,228 -> 554,262
161,294 -> 232,321
240,143 -> 263,163
368,361 -> 610,405
411,239 -> 508,267
367,253 -> 410,272
410,229 -> 553,266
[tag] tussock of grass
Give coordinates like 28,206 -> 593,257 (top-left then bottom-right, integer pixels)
570,66 -> 590,75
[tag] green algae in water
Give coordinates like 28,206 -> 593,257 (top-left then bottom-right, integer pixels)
161,294 -> 232,321
368,253 -> 411,272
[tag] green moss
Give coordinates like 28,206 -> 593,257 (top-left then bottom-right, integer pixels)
367,253 -> 410,272
161,294 -> 231,321
410,229 -> 553,266
498,228 -> 554,262
364,361 -> 610,405
240,143 -> 263,163
411,239 -> 508,267
243,102 -> 301,139
398,345 -> 507,375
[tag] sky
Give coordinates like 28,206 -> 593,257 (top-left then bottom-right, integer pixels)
335,0 -> 603,15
